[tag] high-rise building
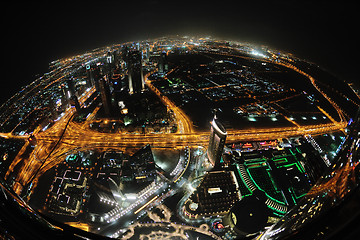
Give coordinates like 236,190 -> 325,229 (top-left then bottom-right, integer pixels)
158,52 -> 168,75
60,84 -> 69,109
207,117 -> 227,167
86,64 -> 101,91
113,50 -> 120,67
70,95 -> 81,112
127,50 -> 144,94
111,73 -> 122,92
144,44 -> 150,62
66,78 -> 76,97
106,51 -> 113,64
86,65 -> 97,88
85,66 -> 93,88
130,144 -> 156,182
105,51 -> 115,75
99,75 -> 113,116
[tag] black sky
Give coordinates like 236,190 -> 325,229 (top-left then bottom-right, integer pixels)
2,0 -> 357,104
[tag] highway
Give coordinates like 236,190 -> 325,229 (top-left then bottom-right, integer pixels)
0,37 -> 358,240
1,44 -> 348,199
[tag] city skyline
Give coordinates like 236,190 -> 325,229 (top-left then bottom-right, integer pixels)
0,36 -> 359,239
2,1 -> 357,104
1,2 -> 359,239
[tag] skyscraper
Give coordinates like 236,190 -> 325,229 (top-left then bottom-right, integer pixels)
207,117 -> 227,167
130,144 -> 156,182
127,50 -> 144,94
158,52 -> 168,75
86,64 -> 102,92
86,65 -> 97,88
105,51 -> 114,75
60,84 -> 69,109
106,51 -> 113,64
70,95 -> 81,112
66,77 -> 76,97
99,75 -> 113,116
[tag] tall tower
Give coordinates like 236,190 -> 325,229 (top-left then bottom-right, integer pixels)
70,95 -> 81,112
127,50 -> 144,94
66,77 -> 76,97
86,65 -> 97,88
207,117 -> 227,167
99,75 -> 113,116
158,52 -> 168,76
60,84 -> 69,109
105,51 -> 114,75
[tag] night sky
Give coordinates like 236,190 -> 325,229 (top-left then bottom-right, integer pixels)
2,0 -> 356,105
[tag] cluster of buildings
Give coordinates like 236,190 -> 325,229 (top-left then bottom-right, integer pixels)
36,38 -> 329,238
46,151 -> 94,216
183,171 -> 240,218
0,36 -> 353,239
45,145 -> 158,222
146,52 -> 291,130
0,36 -> 331,136
178,115 -> 315,238
0,37 -> 178,137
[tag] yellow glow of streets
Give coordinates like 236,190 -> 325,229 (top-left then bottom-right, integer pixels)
3,52 -> 347,196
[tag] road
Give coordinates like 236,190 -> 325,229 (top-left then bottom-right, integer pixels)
1,47 -> 348,198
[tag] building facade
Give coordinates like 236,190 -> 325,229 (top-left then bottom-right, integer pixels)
127,50 -> 144,94
207,118 -> 227,167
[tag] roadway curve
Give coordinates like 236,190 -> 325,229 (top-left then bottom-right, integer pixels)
1,49 -> 347,197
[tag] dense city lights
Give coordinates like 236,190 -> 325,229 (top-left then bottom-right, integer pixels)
0,36 -> 359,240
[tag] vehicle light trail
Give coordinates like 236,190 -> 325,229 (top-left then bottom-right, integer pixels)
0,38 -> 350,200
134,196 -> 159,215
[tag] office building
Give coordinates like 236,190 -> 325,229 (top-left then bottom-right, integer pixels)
70,95 -> 81,112
99,75 -> 113,116
66,78 -> 76,97
86,65 -> 96,88
158,52 -> 168,75
207,117 -> 227,167
127,50 -> 144,94
60,84 -> 69,109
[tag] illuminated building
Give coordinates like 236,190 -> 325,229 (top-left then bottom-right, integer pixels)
127,50 -> 144,94
60,84 -> 69,108
70,95 -> 81,111
87,65 -> 101,91
98,75 -> 113,116
66,78 -> 76,97
105,51 -> 116,75
106,51 -> 113,64
158,52 -> 168,75
112,50 -> 120,67
207,117 -> 227,167
144,44 -> 150,62
86,65 -> 96,88
183,171 -> 240,218
226,189 -> 269,236
111,72 -> 122,92
130,144 -> 156,182
0,36 -> 359,240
